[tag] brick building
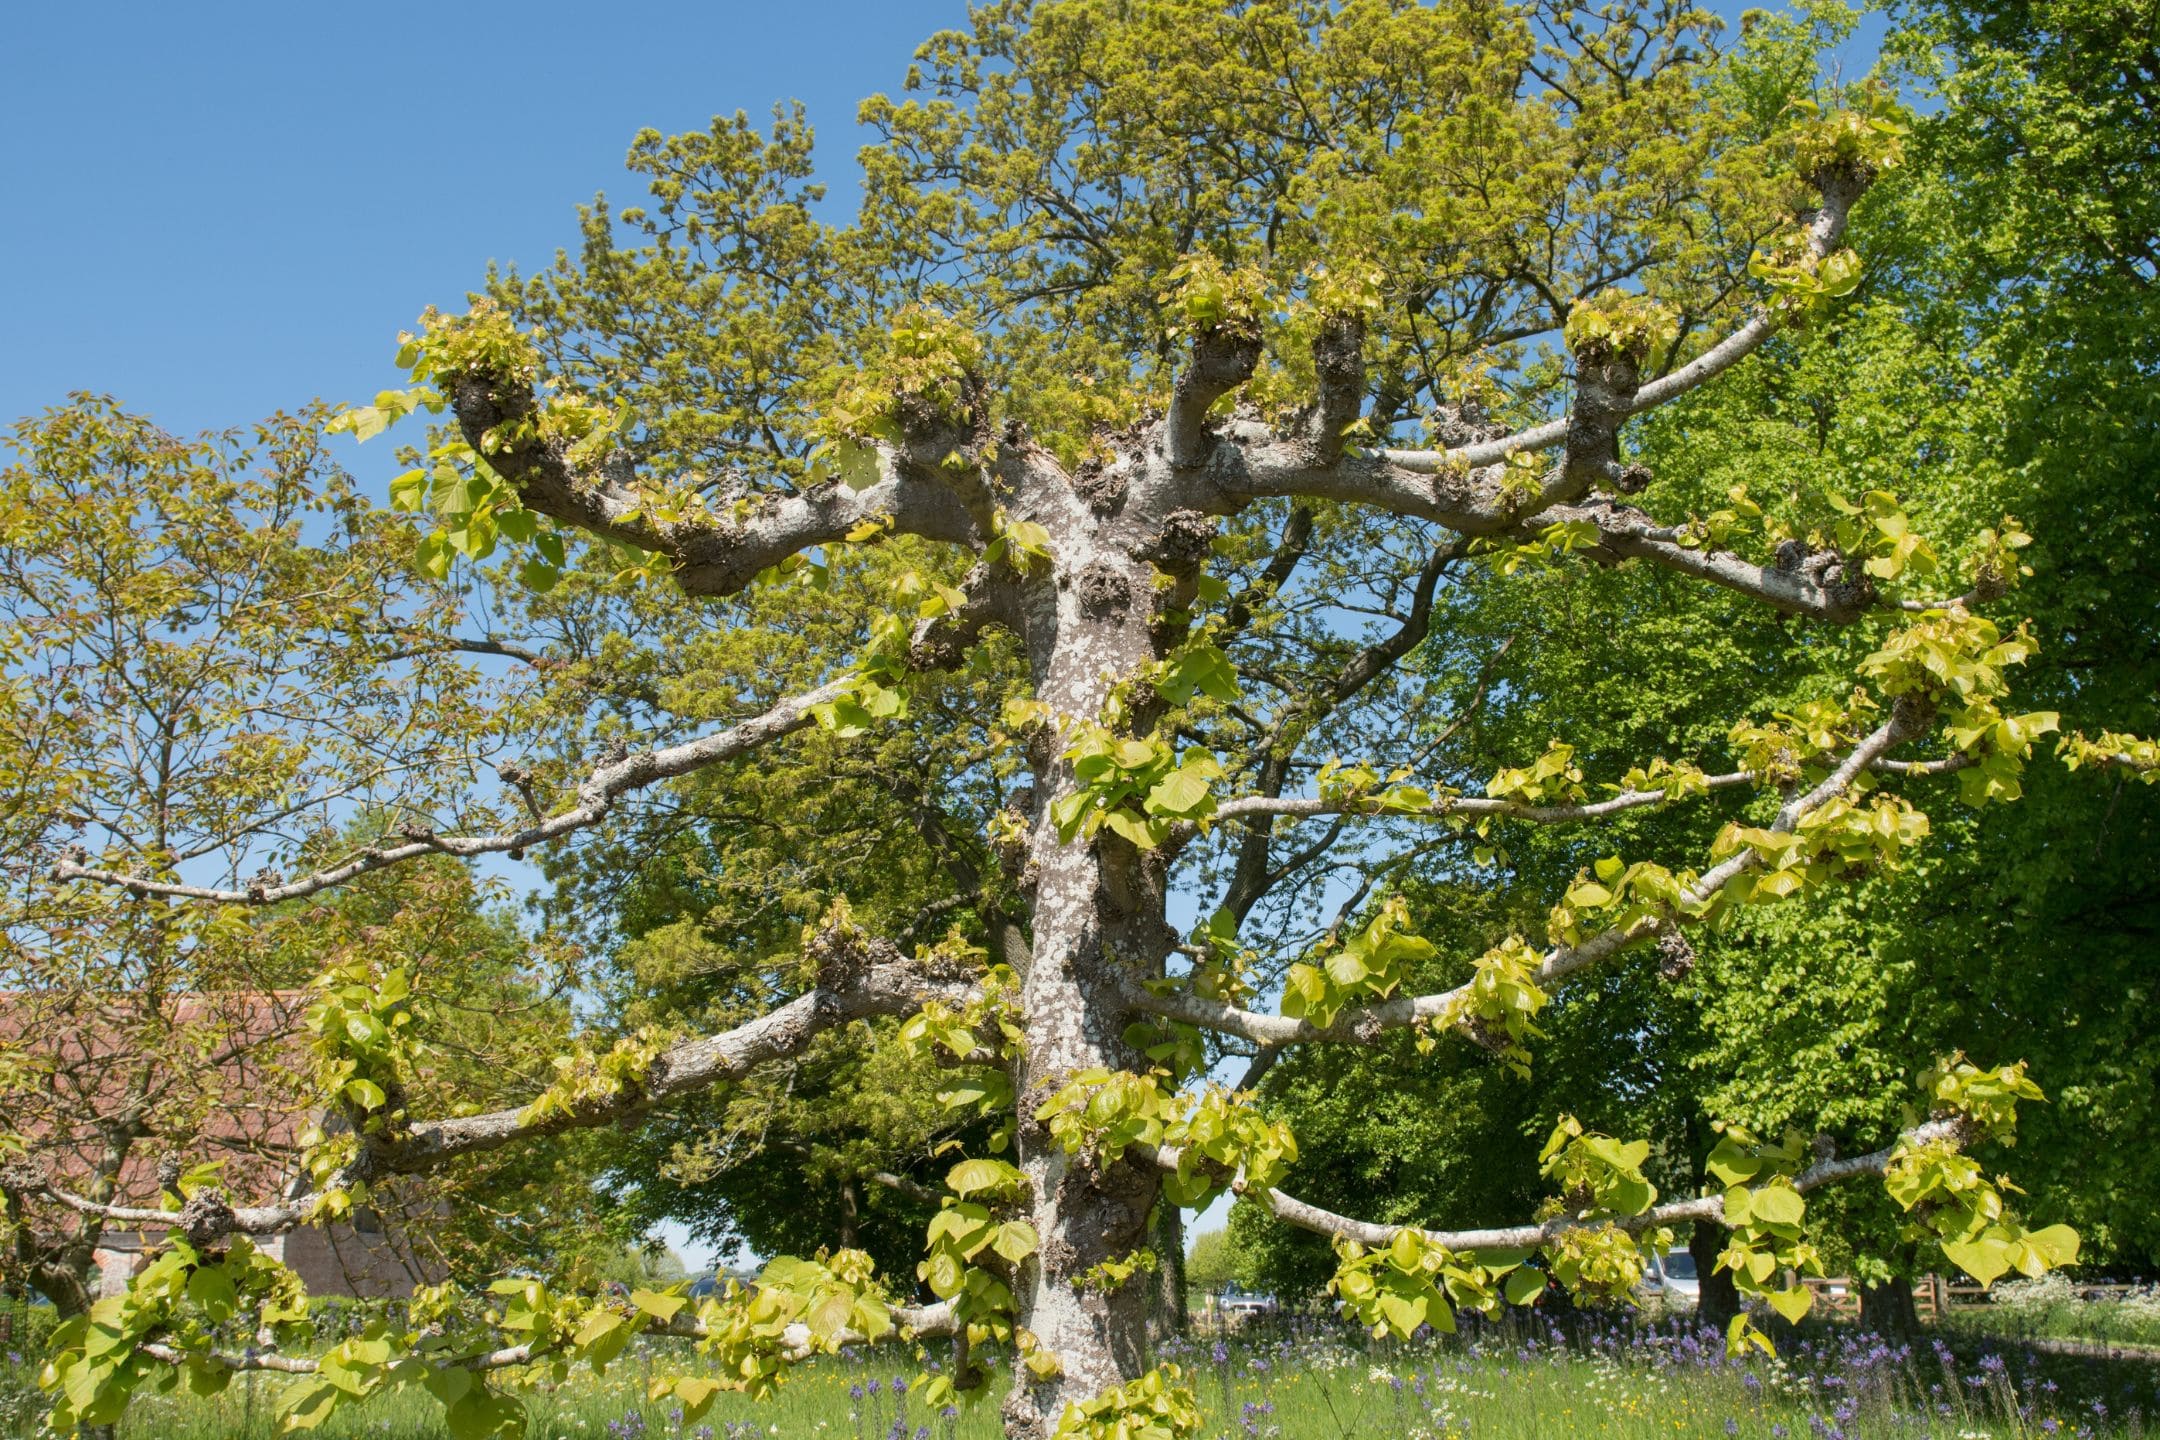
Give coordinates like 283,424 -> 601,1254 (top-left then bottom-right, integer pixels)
1,989 -> 439,1300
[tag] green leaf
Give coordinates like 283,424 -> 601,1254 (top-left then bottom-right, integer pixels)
186,1264 -> 237,1322
1503,1267 -> 1547,1306
629,1288 -> 687,1322
280,1377 -> 344,1431
445,1384 -> 525,1440
1765,1285 -> 1813,1324
1750,1184 -> 1805,1228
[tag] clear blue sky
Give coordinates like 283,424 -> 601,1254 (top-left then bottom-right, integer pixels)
0,1 -> 969,440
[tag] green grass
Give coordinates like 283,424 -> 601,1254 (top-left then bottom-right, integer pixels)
1939,1280 -> 2160,1352
0,1317 -> 2148,1440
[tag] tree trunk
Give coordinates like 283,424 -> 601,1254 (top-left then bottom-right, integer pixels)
1148,1199 -> 1187,1340
999,461 -> 1191,1439
1859,1248 -> 1921,1337
1689,1220 -> 1739,1336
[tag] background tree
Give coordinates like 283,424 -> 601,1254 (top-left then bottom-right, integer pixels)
18,4 -> 2151,1440
0,402 -> 633,1313
1226,0 -> 2160,1329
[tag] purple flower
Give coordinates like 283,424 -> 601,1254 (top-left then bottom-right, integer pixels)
1725,1421 -> 1739,1436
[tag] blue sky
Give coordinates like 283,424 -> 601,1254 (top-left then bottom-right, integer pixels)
0,1 -> 969,438
3,0 -> 1883,1273
3,2 -> 1884,446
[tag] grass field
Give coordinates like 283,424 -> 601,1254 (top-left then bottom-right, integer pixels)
0,1311 -> 2139,1440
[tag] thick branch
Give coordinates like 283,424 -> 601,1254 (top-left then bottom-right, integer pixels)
445,376 -> 980,596
1166,329 -> 1263,469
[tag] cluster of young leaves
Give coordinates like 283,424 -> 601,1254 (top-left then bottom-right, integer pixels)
1155,1085 -> 1299,1212
1883,1056 -> 2079,1287
1433,936 -> 1549,1076
1544,1224 -> 1666,1309
1328,1229 -> 1544,1341
42,1236 -> 307,1434
1071,1248 -> 1159,1295
1726,690 -> 1878,787
819,303 -> 987,451
1279,895 -> 1435,1029
1789,89 -> 1912,182
298,961 -> 428,1218
1482,740 -> 1588,809
1862,604 -> 2065,804
1052,1363 -> 1205,1440
690,1250 -> 896,1402
1712,792 -> 1933,904
517,1024 -> 678,1127
1747,231 -> 1867,317
1156,255 -> 1269,345
1050,721 -> 1224,850
2054,729 -> 2160,782
917,1157 -> 1034,1384
1562,291 -> 1678,370
1170,907 -> 1261,1009
1538,1116 -> 1659,1219
1829,490 -> 1942,585
1704,1124 -> 1824,1352
1533,1117 -> 1669,1307
897,963 -> 1025,1152
803,586 -> 920,741
1034,1069 -> 1178,1170
1545,856 -> 1702,946
1674,482 -> 1773,553
1480,516 -> 1604,578
1882,1141 -> 2077,1288
1311,755 -> 1456,818
329,302 -> 612,591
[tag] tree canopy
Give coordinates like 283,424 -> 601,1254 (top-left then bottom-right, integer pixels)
4,3 -> 2154,1439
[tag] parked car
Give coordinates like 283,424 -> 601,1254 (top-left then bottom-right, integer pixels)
1644,1249 -> 1700,1309
1214,1288 -> 1278,1324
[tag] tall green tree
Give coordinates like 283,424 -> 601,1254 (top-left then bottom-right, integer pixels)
21,5 -> 2149,1438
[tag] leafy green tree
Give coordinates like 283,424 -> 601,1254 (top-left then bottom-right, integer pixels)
1183,1229 -> 1235,1303
0,403 -> 636,1315
22,5 -> 2151,1438
1230,0 -> 2160,1327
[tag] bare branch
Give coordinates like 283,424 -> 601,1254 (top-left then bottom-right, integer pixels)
54,679 -> 853,905
1132,714 -> 1921,1048
1182,1115 -> 1968,1253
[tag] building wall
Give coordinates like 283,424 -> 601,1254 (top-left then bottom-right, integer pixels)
91,1220 -> 436,1301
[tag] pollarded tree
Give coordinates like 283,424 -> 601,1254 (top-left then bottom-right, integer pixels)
31,4 -> 2159,1438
